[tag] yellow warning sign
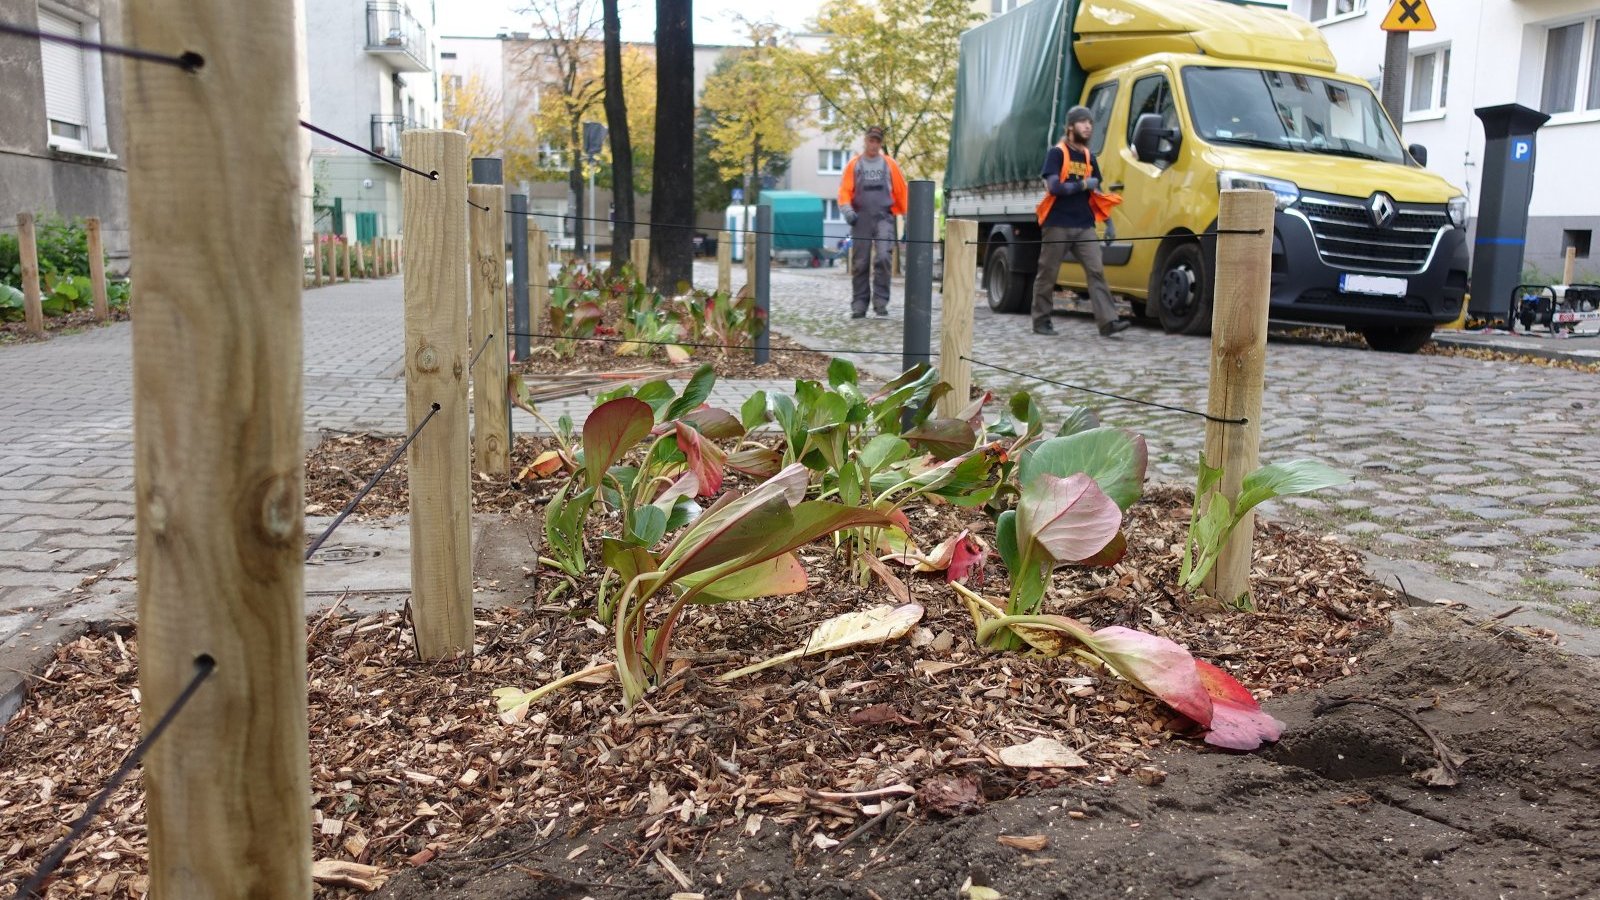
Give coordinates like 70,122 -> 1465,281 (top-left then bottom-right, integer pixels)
1382,0 -> 1436,31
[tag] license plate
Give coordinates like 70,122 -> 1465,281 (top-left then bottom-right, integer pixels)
1554,310 -> 1600,323
1340,274 -> 1408,297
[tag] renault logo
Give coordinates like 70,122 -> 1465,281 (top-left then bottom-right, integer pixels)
1368,192 -> 1397,229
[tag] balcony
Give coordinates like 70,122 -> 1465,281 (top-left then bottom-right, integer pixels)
365,2 -> 431,73
370,115 -> 412,160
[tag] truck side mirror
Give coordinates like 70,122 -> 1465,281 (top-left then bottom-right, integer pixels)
1132,113 -> 1179,165
1408,143 -> 1428,167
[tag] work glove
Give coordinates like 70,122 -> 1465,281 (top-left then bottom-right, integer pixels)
1103,219 -> 1116,244
843,208 -> 858,226
1083,177 -> 1100,193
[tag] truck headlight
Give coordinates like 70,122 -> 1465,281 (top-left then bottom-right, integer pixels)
1218,171 -> 1299,210
1447,195 -> 1468,229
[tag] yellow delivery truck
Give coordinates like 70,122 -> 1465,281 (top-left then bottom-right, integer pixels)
945,0 -> 1470,353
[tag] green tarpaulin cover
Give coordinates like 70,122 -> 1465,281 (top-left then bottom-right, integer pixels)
758,191 -> 826,250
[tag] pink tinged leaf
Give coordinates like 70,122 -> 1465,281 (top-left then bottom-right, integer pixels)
665,344 -> 691,365
574,302 -> 604,326
1194,659 -> 1285,750
680,552 -> 808,603
1017,473 -> 1124,565
681,406 -> 746,440
903,418 -> 979,461
674,421 -> 726,497
1077,530 -> 1128,567
651,471 -> 700,511
947,533 -> 988,586
726,447 -> 783,479
909,531 -> 964,572
955,391 -> 994,429
582,397 -> 655,491
1074,625 -> 1214,728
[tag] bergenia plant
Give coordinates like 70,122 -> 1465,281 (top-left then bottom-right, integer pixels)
952,583 -> 1284,751
1180,457 -> 1349,597
590,464 -> 897,707
989,427 -> 1149,648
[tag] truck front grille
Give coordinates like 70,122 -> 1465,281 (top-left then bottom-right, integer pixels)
1298,197 -> 1448,275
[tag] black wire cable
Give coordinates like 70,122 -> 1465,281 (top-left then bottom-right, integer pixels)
963,356 -> 1246,425
506,330 -> 928,357
509,208 -> 950,246
0,19 -> 203,71
15,654 -> 216,898
299,120 -> 438,181
470,332 -> 495,368
305,403 -> 440,560
981,228 -> 1264,246
468,199 -> 490,212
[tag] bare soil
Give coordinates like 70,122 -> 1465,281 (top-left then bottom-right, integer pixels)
512,330 -> 830,382
0,307 -> 128,344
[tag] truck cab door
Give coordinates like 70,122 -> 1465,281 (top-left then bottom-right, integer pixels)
1101,68 -> 1187,296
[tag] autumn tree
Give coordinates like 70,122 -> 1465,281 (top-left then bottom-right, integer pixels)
699,27 -> 810,208
602,0 -> 634,264
799,0 -> 980,179
649,0 -> 694,290
519,0 -> 605,258
443,73 -> 539,185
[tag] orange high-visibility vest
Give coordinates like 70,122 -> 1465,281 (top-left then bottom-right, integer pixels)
1035,141 -> 1102,226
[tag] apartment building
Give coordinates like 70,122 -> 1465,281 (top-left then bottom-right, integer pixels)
305,0 -> 441,241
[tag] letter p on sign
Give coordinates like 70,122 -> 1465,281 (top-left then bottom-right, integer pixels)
1512,140 -> 1532,162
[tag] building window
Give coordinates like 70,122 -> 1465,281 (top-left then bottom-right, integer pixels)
818,148 -> 847,174
824,199 -> 843,222
1564,229 -> 1592,259
1307,0 -> 1364,25
1406,46 -> 1449,117
1541,16 -> 1600,116
38,6 -> 108,154
817,97 -> 836,125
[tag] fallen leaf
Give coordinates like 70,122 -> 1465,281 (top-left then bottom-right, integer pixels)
849,704 -> 918,727
997,737 -> 1088,769
998,834 -> 1049,851
917,774 -> 984,817
310,860 -> 388,892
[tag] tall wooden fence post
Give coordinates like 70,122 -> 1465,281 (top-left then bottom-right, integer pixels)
1202,190 -> 1274,606
530,222 -> 549,337
740,227 -> 756,298
376,237 -> 386,277
313,236 -> 324,286
17,213 -> 44,334
86,216 -> 109,321
402,129 -> 474,660
630,237 -> 650,274
1562,245 -> 1577,285
937,218 -> 978,417
717,229 -> 732,294
126,0 -> 311,892
469,160 -> 510,476
341,239 -> 351,282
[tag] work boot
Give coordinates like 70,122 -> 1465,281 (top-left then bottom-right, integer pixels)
850,311 -> 867,319
1098,319 -> 1131,337
1032,319 -> 1057,335
874,307 -> 889,317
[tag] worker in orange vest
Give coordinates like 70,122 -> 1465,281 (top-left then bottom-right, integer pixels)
838,124 -> 909,318
1033,106 -> 1128,337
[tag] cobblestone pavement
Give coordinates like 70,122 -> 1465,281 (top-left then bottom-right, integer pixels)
751,262 -> 1600,628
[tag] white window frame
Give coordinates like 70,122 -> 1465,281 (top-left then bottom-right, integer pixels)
1540,14 -> 1600,125
1305,0 -> 1366,27
824,198 -> 843,222
817,148 -> 847,175
817,96 -> 836,125
1405,44 -> 1449,122
38,2 -> 112,158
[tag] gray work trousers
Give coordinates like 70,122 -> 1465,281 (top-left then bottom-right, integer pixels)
1032,225 -> 1117,328
851,215 -> 896,314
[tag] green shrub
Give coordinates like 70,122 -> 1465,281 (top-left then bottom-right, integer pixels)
0,216 -> 130,320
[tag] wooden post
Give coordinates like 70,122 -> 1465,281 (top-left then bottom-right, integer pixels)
313,236 -> 324,287
125,0 -> 311,892
402,129 -> 473,660
86,216 -> 109,321
937,218 -> 977,417
337,240 -> 347,282
375,238 -> 385,277
630,237 -> 650,274
469,183 -> 510,475
1563,245 -> 1577,285
1201,190 -> 1274,606
530,222 -> 549,334
355,240 -> 366,278
717,229 -> 732,294
17,213 -> 44,334
740,229 -> 756,298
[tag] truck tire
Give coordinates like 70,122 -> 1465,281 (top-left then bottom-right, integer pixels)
1155,242 -> 1213,335
1361,325 -> 1433,354
985,243 -> 1034,314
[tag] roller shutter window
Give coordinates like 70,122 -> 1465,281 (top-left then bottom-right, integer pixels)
38,8 -> 89,147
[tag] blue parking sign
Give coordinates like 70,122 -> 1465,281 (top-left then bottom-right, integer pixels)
1511,139 -> 1532,162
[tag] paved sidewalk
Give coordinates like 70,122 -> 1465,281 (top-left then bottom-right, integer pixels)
762,263 -> 1600,637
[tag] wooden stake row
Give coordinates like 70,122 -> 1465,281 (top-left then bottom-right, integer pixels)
306,236 -> 403,287
12,212 -> 115,336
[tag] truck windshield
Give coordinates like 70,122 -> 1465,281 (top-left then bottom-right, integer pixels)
1182,67 -> 1405,164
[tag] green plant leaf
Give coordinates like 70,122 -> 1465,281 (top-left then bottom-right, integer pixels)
902,418 -> 978,461
995,510 -> 1020,575
1020,427 -> 1147,512
633,380 -> 678,418
1235,459 -> 1348,517
681,406 -> 745,441
726,447 -> 783,479
665,364 -> 717,422
677,552 -> 808,603
827,357 -> 858,389
582,397 -> 654,493
627,504 -> 669,547
859,434 -> 911,472
740,390 -> 770,430
1016,474 -> 1124,566
1056,405 -> 1101,437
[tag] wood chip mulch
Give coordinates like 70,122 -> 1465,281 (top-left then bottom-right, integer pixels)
511,330 -> 830,382
0,483 -> 1396,897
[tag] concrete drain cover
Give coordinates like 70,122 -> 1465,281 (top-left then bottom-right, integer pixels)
308,545 -> 383,566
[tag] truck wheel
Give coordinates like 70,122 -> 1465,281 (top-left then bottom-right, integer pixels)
985,243 -> 1033,314
1155,243 -> 1213,335
1361,325 -> 1434,353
